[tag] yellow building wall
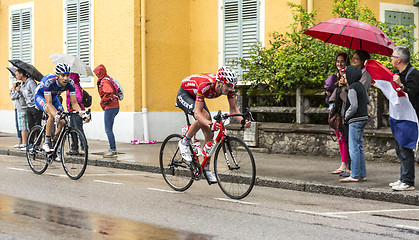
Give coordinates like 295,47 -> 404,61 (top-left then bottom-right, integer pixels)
145,0 -> 191,113
93,0 -> 138,112
314,0 -> 414,23
265,0 -> 303,45
0,0 -> 42,110
1,0 -> 417,113
0,0 -> 139,113
189,0 -> 228,113
145,0 -> 230,113
0,1 -> 8,110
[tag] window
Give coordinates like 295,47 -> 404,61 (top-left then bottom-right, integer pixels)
10,8 -> 32,63
64,0 -> 93,84
385,10 -> 414,38
380,3 -> 418,53
223,0 -> 259,79
9,4 -> 33,84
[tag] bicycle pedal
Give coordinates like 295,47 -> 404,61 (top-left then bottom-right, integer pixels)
204,171 -> 217,185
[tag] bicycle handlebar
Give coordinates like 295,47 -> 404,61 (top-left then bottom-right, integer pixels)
213,107 -> 254,128
56,109 -> 92,122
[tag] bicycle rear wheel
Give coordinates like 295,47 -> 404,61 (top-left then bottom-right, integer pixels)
214,136 -> 256,199
61,128 -> 88,180
26,125 -> 48,174
159,134 -> 194,191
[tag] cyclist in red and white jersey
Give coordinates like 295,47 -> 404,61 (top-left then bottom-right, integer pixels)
176,66 -> 251,182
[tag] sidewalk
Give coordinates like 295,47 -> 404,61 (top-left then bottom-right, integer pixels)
1,132 -> 418,205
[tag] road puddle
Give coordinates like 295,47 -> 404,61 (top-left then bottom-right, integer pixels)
0,194 -> 211,239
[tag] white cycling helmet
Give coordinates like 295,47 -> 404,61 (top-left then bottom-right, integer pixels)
55,63 -> 71,75
216,66 -> 238,85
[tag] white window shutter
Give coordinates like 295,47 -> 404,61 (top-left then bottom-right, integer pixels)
242,0 -> 258,61
65,0 -> 91,82
66,1 -> 79,57
11,8 -> 32,64
223,0 -> 259,79
224,0 -> 240,71
79,0 -> 91,67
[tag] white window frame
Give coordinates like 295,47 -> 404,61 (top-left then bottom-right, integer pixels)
380,3 -> 418,53
63,0 -> 94,88
8,2 -> 35,87
218,0 -> 265,82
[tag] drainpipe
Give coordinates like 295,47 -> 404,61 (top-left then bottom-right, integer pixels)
307,0 -> 313,13
141,0 -> 149,141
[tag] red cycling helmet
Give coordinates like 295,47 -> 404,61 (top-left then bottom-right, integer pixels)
216,66 -> 238,85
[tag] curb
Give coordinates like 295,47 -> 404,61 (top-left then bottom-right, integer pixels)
3,148 -> 418,206
256,178 -> 419,206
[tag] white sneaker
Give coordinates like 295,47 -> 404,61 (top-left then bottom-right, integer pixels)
19,144 -> 27,151
42,143 -> 52,152
204,170 -> 217,184
103,150 -> 117,158
178,140 -> 192,162
392,182 -> 415,191
389,180 -> 402,187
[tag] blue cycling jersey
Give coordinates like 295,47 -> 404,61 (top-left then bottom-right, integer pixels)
35,74 -> 76,96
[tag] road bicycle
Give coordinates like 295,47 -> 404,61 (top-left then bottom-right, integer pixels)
160,108 -> 256,199
26,109 -> 91,180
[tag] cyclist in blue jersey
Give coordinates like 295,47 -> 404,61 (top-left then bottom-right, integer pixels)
34,63 -> 90,152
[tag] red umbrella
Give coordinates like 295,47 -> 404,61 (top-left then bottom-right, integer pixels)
303,18 -> 395,56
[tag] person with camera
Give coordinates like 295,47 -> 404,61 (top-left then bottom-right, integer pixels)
10,79 -> 28,150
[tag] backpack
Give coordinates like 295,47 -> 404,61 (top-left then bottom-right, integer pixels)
104,76 -> 124,100
328,87 -> 344,134
81,89 -> 92,107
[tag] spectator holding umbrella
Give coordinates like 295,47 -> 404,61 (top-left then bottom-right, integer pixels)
8,67 -> 23,148
8,59 -> 44,146
325,53 -> 349,174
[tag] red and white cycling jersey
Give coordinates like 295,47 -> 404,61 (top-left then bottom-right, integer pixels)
181,73 -> 234,102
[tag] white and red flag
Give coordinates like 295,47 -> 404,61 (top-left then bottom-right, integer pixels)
365,59 -> 418,149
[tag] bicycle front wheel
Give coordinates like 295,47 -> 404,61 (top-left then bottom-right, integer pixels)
159,134 -> 194,191
26,125 -> 48,174
214,136 -> 256,199
61,128 -> 88,180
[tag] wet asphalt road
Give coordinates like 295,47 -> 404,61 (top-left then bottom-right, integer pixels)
1,154 -> 419,239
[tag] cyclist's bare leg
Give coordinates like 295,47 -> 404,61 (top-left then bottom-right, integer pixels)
45,105 -> 57,137
187,120 -> 202,137
44,105 -> 64,141
201,125 -> 213,144
54,120 -> 65,142
188,108 -> 212,142
200,108 -> 213,145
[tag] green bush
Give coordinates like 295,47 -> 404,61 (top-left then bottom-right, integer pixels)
235,0 -> 418,105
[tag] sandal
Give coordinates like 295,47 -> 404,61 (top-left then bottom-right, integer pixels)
339,170 -> 351,177
340,177 -> 359,183
331,169 -> 346,174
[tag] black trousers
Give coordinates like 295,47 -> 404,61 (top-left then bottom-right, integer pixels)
27,107 -> 42,132
395,141 -> 415,186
